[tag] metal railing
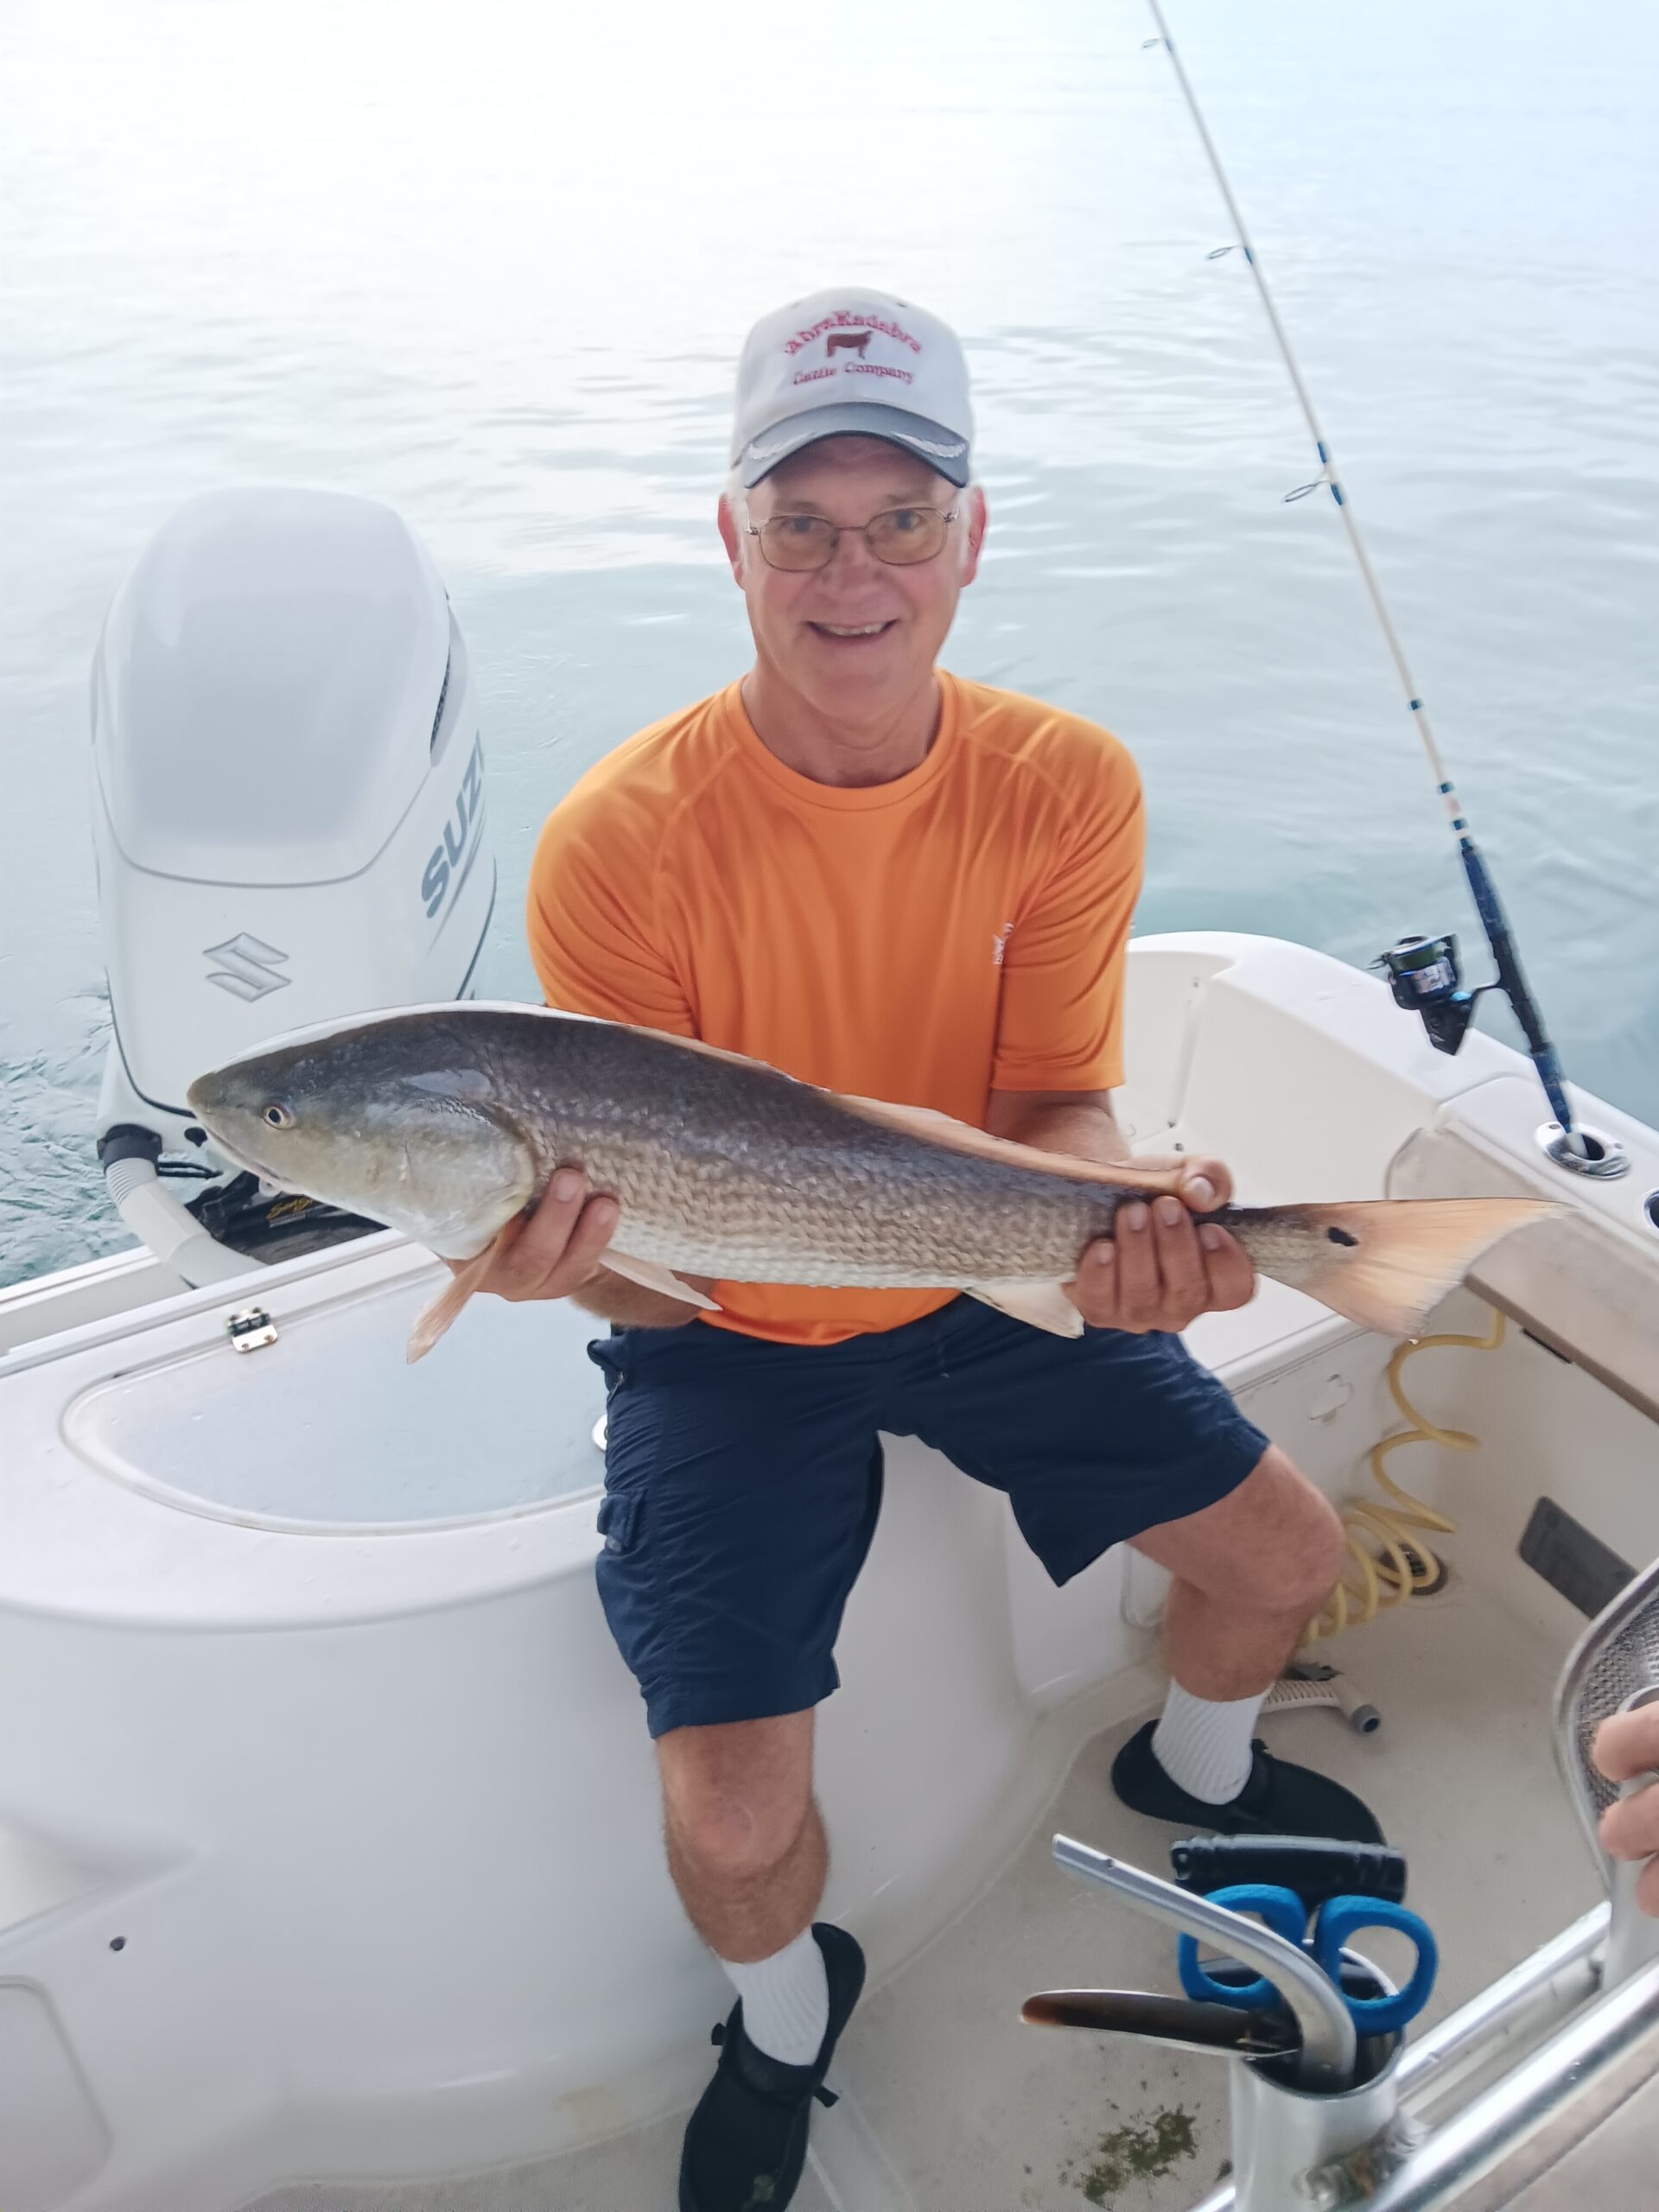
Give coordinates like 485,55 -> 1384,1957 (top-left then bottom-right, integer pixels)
1043,1544 -> 1659,2209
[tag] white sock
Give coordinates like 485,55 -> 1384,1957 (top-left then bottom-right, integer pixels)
719,1927 -> 830,2067
1151,1681 -> 1266,1804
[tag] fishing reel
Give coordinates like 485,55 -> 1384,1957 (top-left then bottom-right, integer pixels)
1372,933 -> 1488,1057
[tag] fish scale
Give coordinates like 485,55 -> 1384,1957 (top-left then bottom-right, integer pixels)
479,1021 -> 1118,1285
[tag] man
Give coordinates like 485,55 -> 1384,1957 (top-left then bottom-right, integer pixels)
480,289 -> 1377,2212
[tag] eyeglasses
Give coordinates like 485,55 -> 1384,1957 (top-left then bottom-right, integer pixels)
745,505 -> 959,573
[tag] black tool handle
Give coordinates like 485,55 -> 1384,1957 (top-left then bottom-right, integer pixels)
1171,1835 -> 1407,1908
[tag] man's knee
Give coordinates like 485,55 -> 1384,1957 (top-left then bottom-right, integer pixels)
1235,1451 -> 1345,1617
1280,1491 -> 1345,1617
1146,1446 -> 1345,1618
658,1712 -> 815,1884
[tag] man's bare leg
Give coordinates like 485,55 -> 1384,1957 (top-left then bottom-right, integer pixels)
658,1709 -> 851,2069
664,1707 -> 866,2209
1114,1444 -> 1379,1838
658,1710 -> 823,1963
1135,1444 -> 1345,1700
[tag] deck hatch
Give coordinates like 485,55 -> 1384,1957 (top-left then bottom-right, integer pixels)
1520,1497 -> 1635,1622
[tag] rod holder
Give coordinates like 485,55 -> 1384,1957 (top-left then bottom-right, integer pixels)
1051,1835 -> 1357,2089
1535,1120 -> 1630,1180
1227,2023 -> 1407,2212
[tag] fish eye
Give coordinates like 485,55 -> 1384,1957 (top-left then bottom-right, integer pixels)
263,1102 -> 295,1129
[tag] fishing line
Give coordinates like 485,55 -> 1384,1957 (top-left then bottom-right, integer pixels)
1142,0 -> 1592,1160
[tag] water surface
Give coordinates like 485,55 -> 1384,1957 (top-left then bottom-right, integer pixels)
3,0 -> 1656,1286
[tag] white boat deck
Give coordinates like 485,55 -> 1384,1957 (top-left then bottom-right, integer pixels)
6,935 -> 1657,2212
248,1590 -> 1599,2212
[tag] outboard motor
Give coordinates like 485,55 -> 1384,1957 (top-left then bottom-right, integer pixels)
92,487 -> 495,1283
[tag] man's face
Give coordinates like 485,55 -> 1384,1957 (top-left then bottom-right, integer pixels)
720,435 -> 984,721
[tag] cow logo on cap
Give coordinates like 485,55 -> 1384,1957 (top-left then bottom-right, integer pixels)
783,311 -> 923,358
790,317 -> 924,391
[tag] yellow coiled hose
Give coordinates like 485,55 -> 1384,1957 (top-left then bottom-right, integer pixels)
1302,1307 -> 1506,1644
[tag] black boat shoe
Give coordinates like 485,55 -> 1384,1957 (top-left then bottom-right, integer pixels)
678,1922 -> 866,2212
1110,1722 -> 1385,1845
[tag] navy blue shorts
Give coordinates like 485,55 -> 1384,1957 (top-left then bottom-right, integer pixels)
587,1297 -> 1269,1738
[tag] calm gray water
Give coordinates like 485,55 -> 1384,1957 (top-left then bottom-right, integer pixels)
3,0 -> 1656,1289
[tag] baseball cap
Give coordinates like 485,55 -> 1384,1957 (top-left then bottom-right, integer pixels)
731,287 -> 973,489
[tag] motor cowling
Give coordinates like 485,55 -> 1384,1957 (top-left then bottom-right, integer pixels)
92,487 -> 496,1271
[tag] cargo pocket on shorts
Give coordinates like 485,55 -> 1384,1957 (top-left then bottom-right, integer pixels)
595,1488 -> 642,1557
588,1330 -> 631,1399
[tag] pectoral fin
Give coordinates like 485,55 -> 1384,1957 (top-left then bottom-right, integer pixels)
406,1237 -> 720,1363
407,1236 -> 507,1363
599,1249 -> 721,1312
967,1279 -> 1085,1337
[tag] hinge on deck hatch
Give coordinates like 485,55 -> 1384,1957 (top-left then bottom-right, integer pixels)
225,1305 -> 278,1353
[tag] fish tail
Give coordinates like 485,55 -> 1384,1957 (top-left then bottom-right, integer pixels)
1236,1198 -> 1556,1339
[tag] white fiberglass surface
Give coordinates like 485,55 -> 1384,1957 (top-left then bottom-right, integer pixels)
247,1595 -> 1597,2212
61,1268 -> 609,1529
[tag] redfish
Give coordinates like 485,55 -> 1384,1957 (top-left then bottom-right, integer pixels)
186,1004 -> 1554,1361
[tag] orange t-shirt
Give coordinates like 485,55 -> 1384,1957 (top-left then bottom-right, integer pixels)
526,671 -> 1144,1344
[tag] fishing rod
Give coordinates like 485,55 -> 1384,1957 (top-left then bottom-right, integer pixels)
1142,0 -> 1619,1175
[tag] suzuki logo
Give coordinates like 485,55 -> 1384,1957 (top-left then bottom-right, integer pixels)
203,933 -> 292,1001
422,734 -> 486,923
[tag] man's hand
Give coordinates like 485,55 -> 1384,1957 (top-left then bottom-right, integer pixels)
1596,1706 -> 1659,1916
982,1092 -> 1256,1338
1066,1154 -> 1255,1334
446,1168 -> 619,1301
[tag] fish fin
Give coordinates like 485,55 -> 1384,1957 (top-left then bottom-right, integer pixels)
967,1279 -> 1086,1337
836,1092 -> 1181,1193
632,1024 -> 796,1076
1262,1198 -> 1559,1338
407,1238 -> 506,1363
626,1020 -> 1179,1195
598,1249 -> 721,1312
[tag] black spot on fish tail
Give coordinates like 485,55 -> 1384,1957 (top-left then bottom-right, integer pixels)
1326,1225 -> 1359,1247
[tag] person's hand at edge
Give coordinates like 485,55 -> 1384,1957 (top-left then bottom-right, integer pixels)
1596,1706 -> 1659,1916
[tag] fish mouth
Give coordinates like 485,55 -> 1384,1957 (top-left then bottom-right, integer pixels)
185,1086 -> 276,1182
198,1122 -> 274,1182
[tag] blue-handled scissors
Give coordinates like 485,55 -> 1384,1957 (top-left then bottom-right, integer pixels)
1177,1882 -> 1437,2037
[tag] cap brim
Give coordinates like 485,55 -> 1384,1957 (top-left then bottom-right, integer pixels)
737,403 -> 970,488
